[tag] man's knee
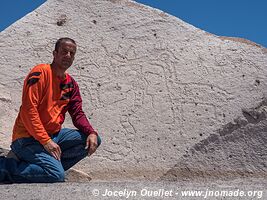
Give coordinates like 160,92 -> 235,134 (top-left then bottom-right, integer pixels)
48,167 -> 65,182
40,157 -> 65,183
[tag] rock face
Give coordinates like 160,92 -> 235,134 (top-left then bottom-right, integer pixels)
161,101 -> 267,181
0,0 -> 266,181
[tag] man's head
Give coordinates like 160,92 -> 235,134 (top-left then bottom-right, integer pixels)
52,37 -> 77,70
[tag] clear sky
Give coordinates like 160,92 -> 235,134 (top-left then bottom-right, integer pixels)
0,0 -> 266,48
0,0 -> 46,32
135,0 -> 267,48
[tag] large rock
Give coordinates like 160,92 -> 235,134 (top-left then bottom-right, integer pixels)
0,0 -> 266,180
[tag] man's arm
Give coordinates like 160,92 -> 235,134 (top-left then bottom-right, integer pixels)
20,69 -> 51,145
68,78 -> 98,155
20,68 -> 61,160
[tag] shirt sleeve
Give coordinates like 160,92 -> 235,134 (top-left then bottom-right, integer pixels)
68,78 -> 97,136
20,68 -> 51,145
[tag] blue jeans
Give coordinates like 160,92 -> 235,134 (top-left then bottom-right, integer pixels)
0,128 -> 101,183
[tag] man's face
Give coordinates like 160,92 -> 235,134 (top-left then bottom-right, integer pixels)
53,41 -> 77,70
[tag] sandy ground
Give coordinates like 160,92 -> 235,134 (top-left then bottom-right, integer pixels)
0,178 -> 266,200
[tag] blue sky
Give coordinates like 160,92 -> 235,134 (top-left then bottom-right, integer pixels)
0,0 -> 266,48
135,0 -> 267,48
0,0 -> 46,32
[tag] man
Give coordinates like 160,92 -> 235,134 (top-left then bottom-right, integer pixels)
0,37 -> 101,183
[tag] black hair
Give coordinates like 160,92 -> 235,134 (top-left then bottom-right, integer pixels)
54,37 -> 76,51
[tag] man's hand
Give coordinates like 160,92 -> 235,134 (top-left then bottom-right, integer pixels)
44,140 -> 62,160
85,134 -> 98,156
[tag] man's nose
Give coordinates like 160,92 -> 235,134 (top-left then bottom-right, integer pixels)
65,51 -> 71,57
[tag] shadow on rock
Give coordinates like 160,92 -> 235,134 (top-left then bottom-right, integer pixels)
161,100 -> 267,181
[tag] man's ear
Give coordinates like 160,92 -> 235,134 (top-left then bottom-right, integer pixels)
53,50 -> 57,57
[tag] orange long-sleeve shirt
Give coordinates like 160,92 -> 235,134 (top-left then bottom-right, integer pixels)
12,64 -> 96,145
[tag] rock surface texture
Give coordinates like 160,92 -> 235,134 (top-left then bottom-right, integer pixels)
0,0 -> 266,181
